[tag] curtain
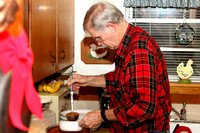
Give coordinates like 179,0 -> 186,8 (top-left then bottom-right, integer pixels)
124,0 -> 200,8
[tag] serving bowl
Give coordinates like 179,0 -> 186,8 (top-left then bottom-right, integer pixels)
59,109 -> 92,131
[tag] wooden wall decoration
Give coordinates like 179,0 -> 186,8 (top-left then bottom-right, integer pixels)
81,37 -> 115,64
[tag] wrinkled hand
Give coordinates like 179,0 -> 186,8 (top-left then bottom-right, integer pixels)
79,110 -> 104,130
67,73 -> 89,91
0,0 -> 19,32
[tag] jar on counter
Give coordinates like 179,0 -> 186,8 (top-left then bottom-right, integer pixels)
100,88 -> 111,110
99,89 -> 111,128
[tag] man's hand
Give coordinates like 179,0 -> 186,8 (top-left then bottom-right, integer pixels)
0,0 -> 19,32
67,74 -> 88,92
67,73 -> 106,91
78,110 -> 104,130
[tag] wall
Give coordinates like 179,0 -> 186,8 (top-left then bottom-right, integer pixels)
73,0 -> 125,75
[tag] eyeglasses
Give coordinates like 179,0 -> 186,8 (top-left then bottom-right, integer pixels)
93,32 -> 103,42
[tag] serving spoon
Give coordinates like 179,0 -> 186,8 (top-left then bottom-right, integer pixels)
66,73 -> 79,121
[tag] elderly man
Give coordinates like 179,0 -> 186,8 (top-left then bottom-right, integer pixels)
68,2 -> 171,133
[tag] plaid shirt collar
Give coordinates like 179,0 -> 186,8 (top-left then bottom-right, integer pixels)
115,23 -> 135,59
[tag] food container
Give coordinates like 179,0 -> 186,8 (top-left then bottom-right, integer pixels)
59,110 -> 92,132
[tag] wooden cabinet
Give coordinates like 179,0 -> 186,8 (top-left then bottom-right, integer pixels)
23,0 -> 74,82
29,0 -> 57,82
57,0 -> 74,70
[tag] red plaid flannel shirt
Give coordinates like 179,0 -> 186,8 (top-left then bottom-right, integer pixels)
104,24 -> 171,133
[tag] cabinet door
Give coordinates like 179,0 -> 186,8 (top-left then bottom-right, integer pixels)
57,0 -> 74,70
30,0 -> 56,82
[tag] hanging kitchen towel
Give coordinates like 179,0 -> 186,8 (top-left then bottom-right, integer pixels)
0,29 -> 43,131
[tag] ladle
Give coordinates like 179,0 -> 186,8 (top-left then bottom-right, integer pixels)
66,74 -> 79,121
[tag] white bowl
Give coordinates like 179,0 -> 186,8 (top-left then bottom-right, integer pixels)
59,109 -> 92,131
59,120 -> 82,131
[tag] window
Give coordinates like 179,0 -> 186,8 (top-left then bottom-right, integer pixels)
125,7 -> 200,82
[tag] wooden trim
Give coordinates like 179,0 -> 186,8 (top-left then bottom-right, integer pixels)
171,94 -> 200,104
55,0 -> 59,71
170,82 -> 200,95
170,82 -> 200,104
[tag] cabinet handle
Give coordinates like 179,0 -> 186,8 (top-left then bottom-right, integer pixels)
59,49 -> 65,61
49,52 -> 56,66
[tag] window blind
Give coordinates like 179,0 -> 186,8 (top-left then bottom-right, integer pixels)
125,7 -> 200,82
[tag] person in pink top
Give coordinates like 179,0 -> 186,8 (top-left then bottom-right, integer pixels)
0,0 -> 42,132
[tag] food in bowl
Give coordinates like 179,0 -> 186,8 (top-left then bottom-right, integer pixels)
66,112 -> 79,121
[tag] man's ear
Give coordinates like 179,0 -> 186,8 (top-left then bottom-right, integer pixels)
106,23 -> 117,32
